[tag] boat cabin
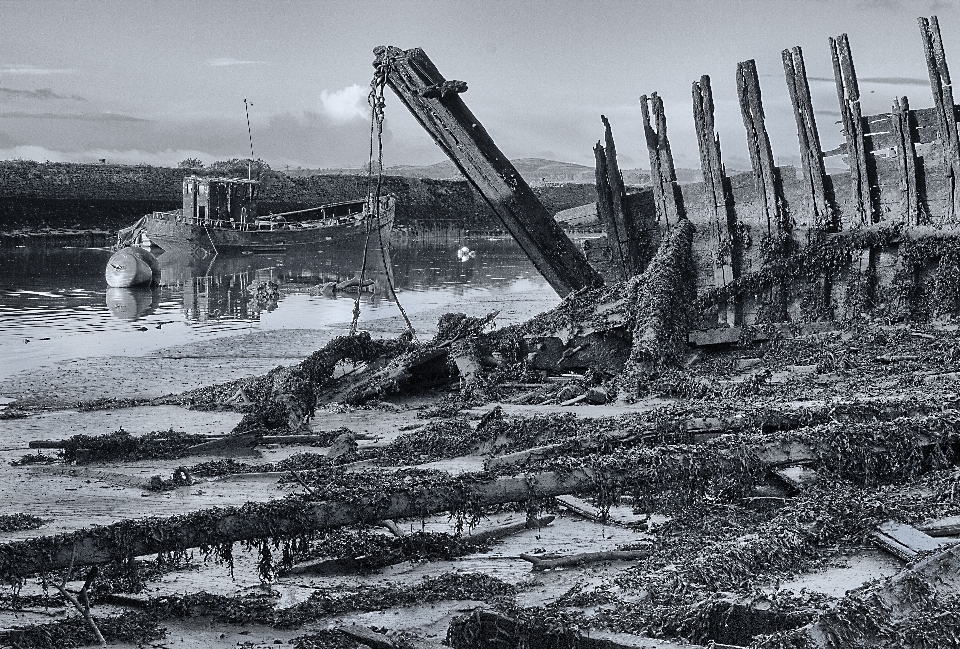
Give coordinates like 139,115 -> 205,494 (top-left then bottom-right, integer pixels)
183,176 -> 259,227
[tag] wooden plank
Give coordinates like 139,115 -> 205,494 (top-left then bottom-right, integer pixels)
919,15 -> 960,221
872,521 -> 942,561
824,104 -> 943,155
737,59 -> 786,237
771,465 -> 821,493
783,46 -> 834,231
831,33 -> 876,225
373,46 -> 602,296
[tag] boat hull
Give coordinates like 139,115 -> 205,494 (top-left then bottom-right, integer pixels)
141,196 -> 395,256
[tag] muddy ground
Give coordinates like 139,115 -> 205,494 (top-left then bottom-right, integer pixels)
1,283 -> 960,648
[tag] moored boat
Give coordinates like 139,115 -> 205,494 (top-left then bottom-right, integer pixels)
116,175 -> 395,257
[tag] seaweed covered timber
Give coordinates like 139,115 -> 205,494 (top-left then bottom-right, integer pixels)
11,14 -> 960,649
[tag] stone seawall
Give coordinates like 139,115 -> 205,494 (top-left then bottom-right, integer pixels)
0,161 -> 595,234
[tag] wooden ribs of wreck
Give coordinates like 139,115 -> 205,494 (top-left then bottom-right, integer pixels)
569,15 -> 960,352
3,423 -> 956,579
373,45 -> 602,297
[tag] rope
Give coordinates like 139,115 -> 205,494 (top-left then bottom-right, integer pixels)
350,57 -> 416,338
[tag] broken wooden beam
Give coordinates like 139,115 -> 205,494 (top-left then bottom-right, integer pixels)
594,140 -> 628,280
0,469 -> 598,578
601,115 -> 647,276
891,95 -> 922,225
519,548 -> 650,571
640,92 -> 684,226
919,15 -> 960,221
339,625 -> 397,649
787,543 -> 960,647
373,46 -> 603,296
693,74 -> 741,326
783,45 -> 834,230
737,58 -> 787,237
831,33 -> 876,225
872,520 -> 942,561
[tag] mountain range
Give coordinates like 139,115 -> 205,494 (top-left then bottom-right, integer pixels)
287,157 -> 707,187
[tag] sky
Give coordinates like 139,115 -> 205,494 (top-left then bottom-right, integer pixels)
0,0 -> 957,172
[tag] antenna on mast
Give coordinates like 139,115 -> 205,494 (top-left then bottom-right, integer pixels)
244,98 -> 255,179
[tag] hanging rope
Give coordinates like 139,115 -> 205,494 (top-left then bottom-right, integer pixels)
350,57 -> 417,338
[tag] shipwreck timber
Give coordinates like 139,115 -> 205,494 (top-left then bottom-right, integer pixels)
373,46 -> 603,297
9,14 -> 960,649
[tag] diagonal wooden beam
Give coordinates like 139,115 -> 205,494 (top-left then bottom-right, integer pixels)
373,46 -> 602,296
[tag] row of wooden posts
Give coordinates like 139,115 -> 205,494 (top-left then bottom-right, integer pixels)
595,15 -> 960,285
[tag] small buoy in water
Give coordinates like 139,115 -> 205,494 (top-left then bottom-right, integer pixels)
457,245 -> 477,262
105,246 -> 161,287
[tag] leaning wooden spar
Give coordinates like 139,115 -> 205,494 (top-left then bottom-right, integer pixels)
373,46 -> 603,297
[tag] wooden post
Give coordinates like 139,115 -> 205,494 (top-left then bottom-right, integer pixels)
892,96 -> 922,225
830,34 -> 876,224
594,142 -> 628,280
602,115 -> 646,276
640,93 -> 684,226
919,15 -> 960,220
693,74 -> 741,326
783,46 -> 834,231
737,59 -> 787,237
373,46 -> 602,296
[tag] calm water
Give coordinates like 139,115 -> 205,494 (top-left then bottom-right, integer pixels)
0,235 -> 560,383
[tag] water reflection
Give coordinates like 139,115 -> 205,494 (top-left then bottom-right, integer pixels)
153,238 -> 394,324
105,287 -> 160,321
0,233 -> 558,380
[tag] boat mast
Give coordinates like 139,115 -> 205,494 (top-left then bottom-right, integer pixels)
244,98 -> 255,179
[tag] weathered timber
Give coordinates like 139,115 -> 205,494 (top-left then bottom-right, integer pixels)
783,46 -> 834,230
826,102 -> 956,154
693,74 -> 741,326
594,142 -> 628,280
519,548 -> 651,571
920,514 -> 960,536
640,93 -> 685,226
602,115 -> 646,275
6,410 -> 959,579
286,515 -> 557,576
831,33 -> 876,224
339,625 -> 397,649
891,96 -> 923,225
790,544 -> 960,647
871,520 -> 942,561
373,46 -> 602,296
0,470 -> 601,578
920,15 -> 960,221
448,608 -> 660,649
737,59 -> 786,237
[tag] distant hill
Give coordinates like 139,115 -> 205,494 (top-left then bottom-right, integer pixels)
291,157 -> 708,187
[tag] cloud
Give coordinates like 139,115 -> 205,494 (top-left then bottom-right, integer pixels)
320,84 -> 369,122
0,65 -> 73,75
0,87 -> 84,101
0,111 -> 146,122
206,58 -> 264,67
